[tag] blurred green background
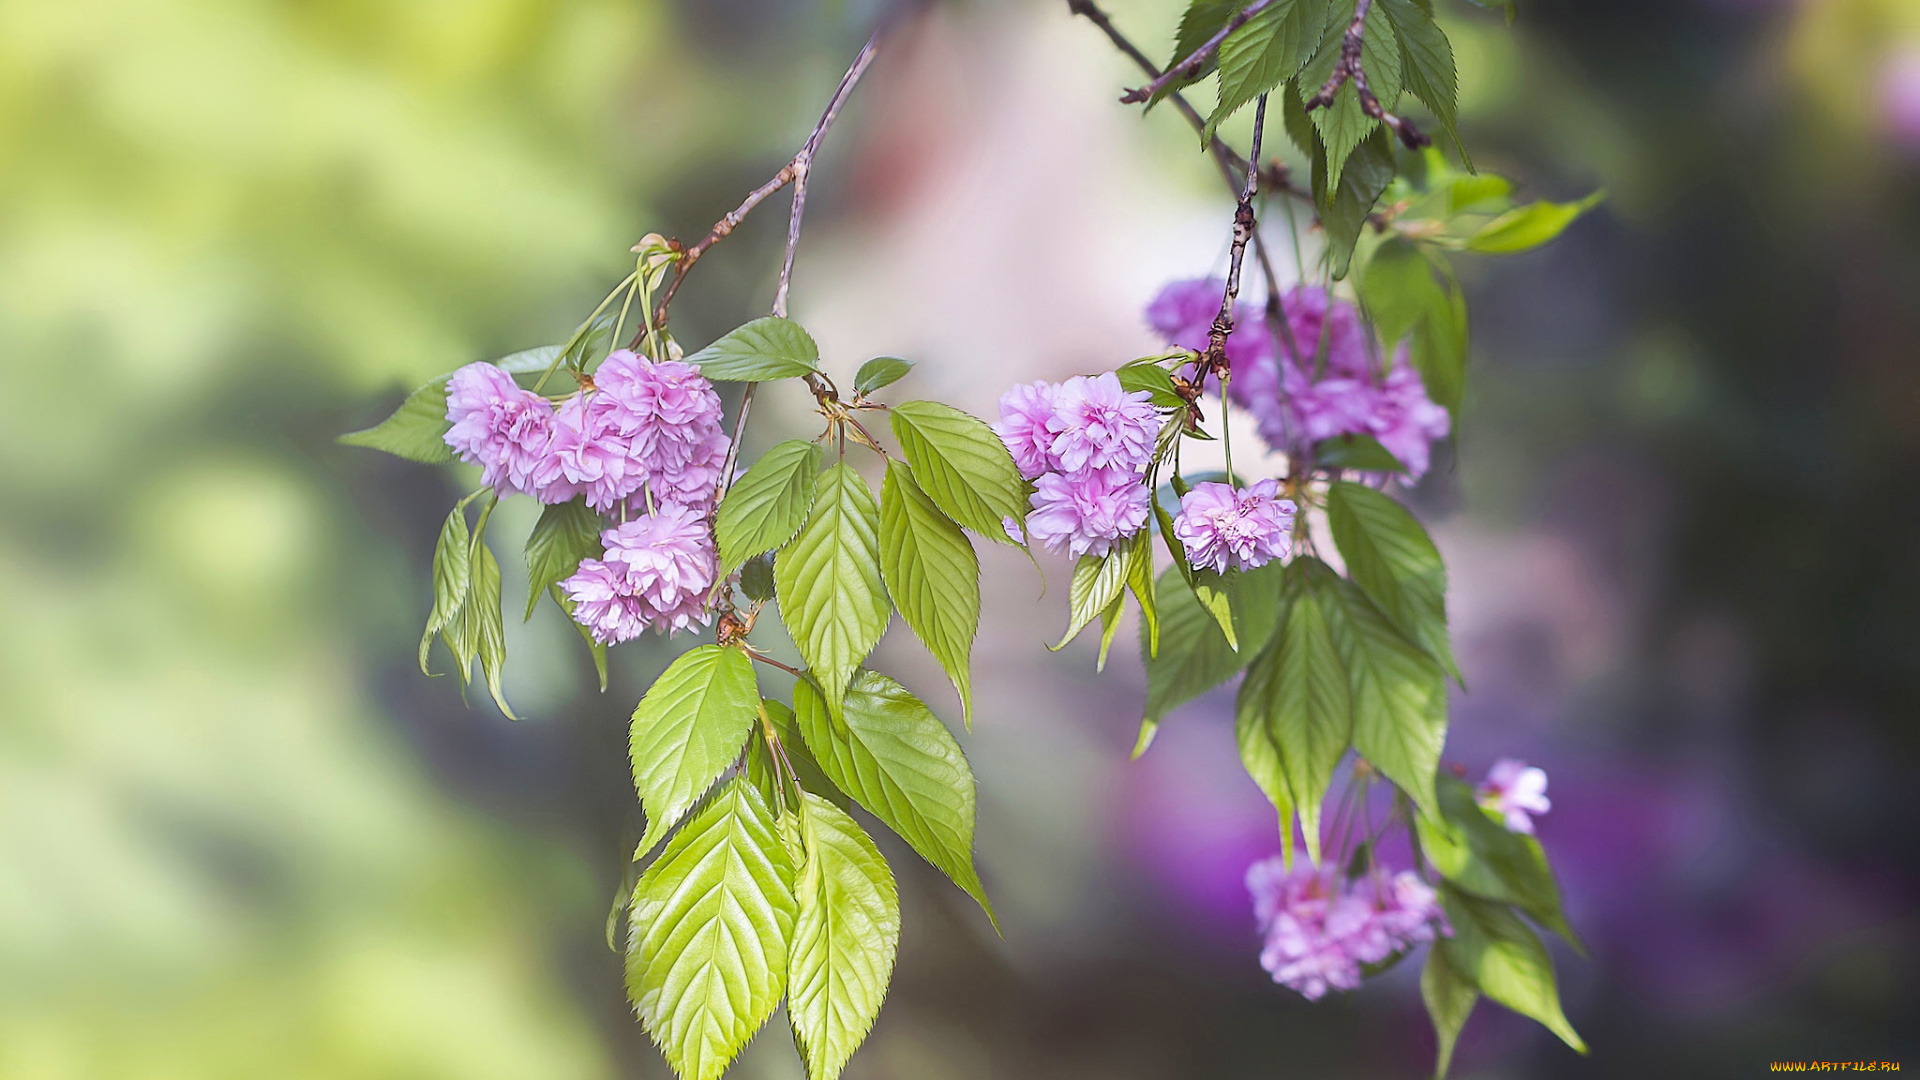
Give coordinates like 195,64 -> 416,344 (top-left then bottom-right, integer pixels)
3,0 -> 1916,1077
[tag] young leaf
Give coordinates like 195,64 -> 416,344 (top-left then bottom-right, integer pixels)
776,464 -> 890,706
1300,0 -> 1401,191
888,400 -> 1027,542
1416,775 -> 1582,950
628,779 -> 798,1080
469,539 -> 518,720
339,378 -> 453,463
1204,0 -> 1328,144
524,498 -> 604,620
1315,129 -> 1397,279
879,460 -> 980,722
1056,541 -> 1135,650
716,439 -> 823,573
492,343 -> 566,373
1115,360 -> 1187,410
1421,939 -> 1479,1079
1379,0 -> 1467,165
793,672 -> 995,926
421,504 -> 472,675
746,699 -> 851,815
1438,887 -> 1587,1055
1411,269 -> 1469,415
1237,559 -> 1353,865
1467,191 -> 1606,254
685,316 -> 822,381
1359,237 -> 1440,352
1320,563 -> 1448,821
1127,528 -> 1159,657
854,356 -> 914,395
787,792 -> 901,1080
1096,589 -> 1128,671
1326,480 -> 1459,682
631,645 -> 761,856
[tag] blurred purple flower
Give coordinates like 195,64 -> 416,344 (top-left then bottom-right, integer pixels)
1878,47 -> 1920,154
1247,858 -> 1448,1000
1045,373 -> 1159,475
1026,466 -> 1150,558
1368,355 -> 1452,479
442,362 -> 558,499
1479,758 -> 1552,834
1172,479 -> 1296,573
562,504 -> 716,642
1143,278 -> 1273,373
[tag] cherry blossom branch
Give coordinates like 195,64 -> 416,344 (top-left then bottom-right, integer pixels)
1116,0 -> 1283,105
1204,94 -> 1268,378
1301,0 -> 1430,149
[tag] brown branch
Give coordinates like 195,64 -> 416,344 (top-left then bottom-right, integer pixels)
1202,94 -> 1268,378
1301,0 -> 1430,150
1117,0 -> 1283,105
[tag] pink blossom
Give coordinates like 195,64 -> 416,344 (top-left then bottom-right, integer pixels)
1025,467 -> 1150,558
1367,354 -> 1451,480
562,505 -> 717,643
1172,479 -> 1296,573
1143,278 -> 1274,374
1479,758 -> 1552,834
993,380 -> 1060,479
1045,373 -> 1159,475
544,392 -> 646,512
1246,858 -> 1449,1000
442,363 -> 558,499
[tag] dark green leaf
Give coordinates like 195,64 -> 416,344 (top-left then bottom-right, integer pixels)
1300,0 -> 1401,191
1326,481 -> 1458,681
1204,0 -> 1328,144
880,460 -> 980,723
1151,0 -> 1240,106
1421,939 -> 1479,1079
1115,360 -> 1186,410
716,439 -> 823,574
1314,434 -> 1410,474
1417,775 -> 1581,950
685,316 -> 821,381
788,793 -> 900,1080
339,378 -> 453,463
739,553 -> 776,603
1379,0 -> 1467,165
631,645 -> 761,855
854,356 -> 914,395
775,463 -> 890,706
1315,129 -> 1397,279
1320,563 -> 1447,821
524,498 -> 604,620
1467,191 -> 1606,254
1138,567 -> 1241,754
1439,887 -> 1587,1055
889,400 -> 1027,542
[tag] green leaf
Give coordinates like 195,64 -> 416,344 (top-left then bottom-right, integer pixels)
879,460 -> 980,723
494,343 -> 566,373
1280,75 -> 1322,158
1379,0 -> 1467,165
1359,239 -> 1467,414
1300,0 -> 1400,191
1141,567 -> 1244,731
1115,359 -> 1186,410
1151,0 -> 1239,106
1314,434 -> 1410,474
1447,173 -> 1513,216
787,792 -> 900,1080
1359,237 -> 1439,352
1411,266 -> 1469,414
524,498 -> 604,620
794,672 -> 994,926
775,464 -> 890,706
1151,494 -> 1237,646
888,400 -> 1027,542
1466,191 -> 1606,254
716,440 -> 823,574
1235,673 -> 1298,868
469,538 -> 518,720
685,316 -> 822,381
1326,481 -> 1459,682
1204,0 -> 1327,145
1421,939 -> 1479,1080
1237,559 -> 1353,865
854,356 -> 914,395
1417,775 -> 1582,950
1314,129 -> 1397,279
1127,527 -> 1159,657
1439,887 -> 1587,1055
627,779 -> 798,1080
739,553 -> 776,603
1056,541 -> 1135,650
339,378 -> 453,463
548,584 -> 608,692
1320,562 -> 1447,821
421,504 -> 472,675
631,645 -> 761,855
746,699 -> 850,815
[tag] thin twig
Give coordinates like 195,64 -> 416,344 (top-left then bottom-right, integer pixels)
1202,94 -> 1267,379
1117,0 -> 1282,105
1301,0 -> 1429,150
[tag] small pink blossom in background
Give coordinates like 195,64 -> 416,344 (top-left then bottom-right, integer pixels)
562,505 -> 717,643
1172,479 -> 1296,573
1878,47 -> 1920,154
443,362 -> 559,499
1045,373 -> 1158,475
1142,277 -> 1273,373
1246,858 -> 1448,1000
1479,758 -> 1553,834
993,380 -> 1061,479
1025,466 -> 1151,557
1367,355 -> 1452,479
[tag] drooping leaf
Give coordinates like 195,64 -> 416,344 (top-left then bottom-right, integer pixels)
775,463 -> 890,706
1127,527 -> 1159,657
794,672 -> 994,926
1326,481 -> 1459,682
1416,775 -> 1582,950
1359,239 -> 1468,414
716,440 -> 823,573
1115,359 -> 1187,410
421,504 -> 472,675
879,460 -> 980,722
1235,673 -> 1298,868
1421,938 -> 1479,1080
1438,887 -> 1587,1055
631,645 -> 761,856
1447,173 -> 1513,216
524,498 -> 604,620
469,538 -> 517,719
1320,562 -> 1447,821
339,378 -> 453,463
888,400 -> 1027,542
685,316 -> 822,381
1096,588 -> 1128,671
787,792 -> 900,1080
1204,0 -> 1328,145
746,699 -> 851,815
1379,0 -> 1467,165
1467,191 -> 1606,254
1056,540 -> 1135,650
1411,267 -> 1469,415
627,779 -> 798,1080
1359,237 -> 1439,352
1141,567 -> 1243,734
1237,559 -> 1352,864
1314,129 -> 1397,279
548,584 -> 608,692
853,356 -> 914,395
1300,0 -> 1401,191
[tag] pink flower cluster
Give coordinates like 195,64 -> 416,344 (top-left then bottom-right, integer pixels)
1478,758 -> 1551,835
994,373 -> 1159,557
1246,859 -> 1449,1001
1171,478 -> 1296,573
442,351 -> 727,642
1145,280 -> 1452,480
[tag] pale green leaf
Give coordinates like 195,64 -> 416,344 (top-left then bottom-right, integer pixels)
853,356 -> 914,395
524,498 -> 604,620
788,793 -> 900,1080
420,504 -> 471,675
879,460 -> 980,722
631,645 -> 761,855
1235,676 -> 1298,869
1326,481 -> 1459,682
888,400 -> 1027,541
468,540 -> 518,720
686,316 -> 821,381
339,378 -> 453,463
1115,359 -> 1186,410
1467,191 -> 1606,254
1127,527 -> 1159,657
627,779 -> 798,1080
716,440 -> 823,574
1416,775 -> 1582,951
775,464 -> 890,705
794,672 -> 994,926
1056,541 -> 1135,651
1439,887 -> 1587,1055
548,584 -> 608,692
1320,562 -> 1447,821
745,699 -> 850,815
1421,939 -> 1479,1079
494,343 -> 566,373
